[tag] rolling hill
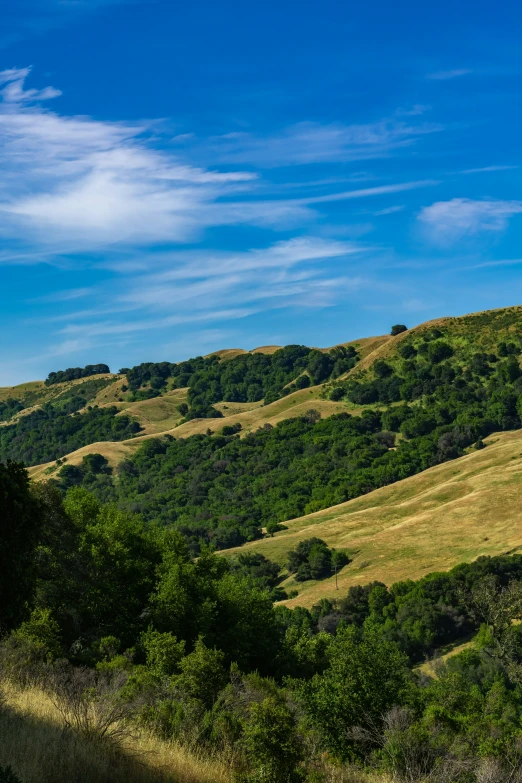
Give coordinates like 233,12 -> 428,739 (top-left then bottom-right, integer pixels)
4,302 -> 522,596
224,426 -> 522,606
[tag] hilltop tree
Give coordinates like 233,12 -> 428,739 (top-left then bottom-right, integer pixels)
391,324 -> 408,336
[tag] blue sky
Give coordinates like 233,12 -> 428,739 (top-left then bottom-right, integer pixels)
2,0 -> 522,384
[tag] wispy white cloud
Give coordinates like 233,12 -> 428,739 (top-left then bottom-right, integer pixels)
212,118 -> 443,167
373,205 -> 405,216
30,287 -> 93,303
465,258 -> 522,270
0,67 -> 441,375
0,70 -> 439,255
299,180 -> 438,205
0,67 -> 272,250
49,237 -> 365,339
59,308 -> 259,337
460,165 -> 518,174
0,67 -> 62,102
426,68 -> 472,80
418,198 -> 522,243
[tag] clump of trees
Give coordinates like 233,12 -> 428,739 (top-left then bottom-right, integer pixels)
287,538 -> 350,582
45,364 -> 110,386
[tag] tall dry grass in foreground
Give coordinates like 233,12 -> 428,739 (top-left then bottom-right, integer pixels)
0,680 -> 232,783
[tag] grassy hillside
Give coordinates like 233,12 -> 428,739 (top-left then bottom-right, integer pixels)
343,305 -> 522,380
228,427 -> 522,606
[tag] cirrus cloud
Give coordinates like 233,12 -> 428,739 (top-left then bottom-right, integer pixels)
418,197 -> 522,243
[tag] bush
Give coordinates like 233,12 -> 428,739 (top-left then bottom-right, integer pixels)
45,660 -> 134,742
391,324 -> 408,336
287,539 -> 335,582
241,696 -> 303,783
221,423 -> 242,436
0,634 -> 50,687
329,386 -> 345,401
374,360 -> 393,378
45,364 -> 110,386
427,341 -> 453,364
294,375 -> 310,390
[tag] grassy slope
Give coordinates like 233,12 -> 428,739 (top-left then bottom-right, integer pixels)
349,305 -> 522,379
2,334 -> 386,438
0,374 -> 119,424
224,428 -> 522,607
0,680 -> 230,783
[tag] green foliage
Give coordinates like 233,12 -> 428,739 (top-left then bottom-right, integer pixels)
58,453 -> 112,491
295,626 -> 410,761
241,696 -> 303,783
227,552 -> 282,593
71,412 -> 399,551
0,398 -> 24,422
141,628 -> 185,676
16,608 -> 62,659
60,320 -> 522,556
175,638 -> 228,708
124,344 -> 359,419
0,461 -> 43,633
5,461 -> 522,779
45,364 -> 110,386
391,324 -> 408,335
46,377 -> 115,417
287,538 -> 349,582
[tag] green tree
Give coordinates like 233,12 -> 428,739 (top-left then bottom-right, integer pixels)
141,627 -> 185,676
175,638 -> 228,708
242,696 -> 303,783
295,626 -> 409,761
0,462 -> 43,633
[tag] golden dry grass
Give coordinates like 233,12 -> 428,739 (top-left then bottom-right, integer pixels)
415,639 -> 475,677
171,385 -> 351,438
0,680 -> 232,783
110,389 -> 190,434
28,441 -> 138,480
224,429 -> 522,607
0,374 -> 118,406
0,380 -> 47,402
206,345 -> 282,360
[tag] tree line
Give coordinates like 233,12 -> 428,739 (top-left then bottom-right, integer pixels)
45,364 -> 110,386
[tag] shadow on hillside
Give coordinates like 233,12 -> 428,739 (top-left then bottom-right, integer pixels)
0,700 -> 173,783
